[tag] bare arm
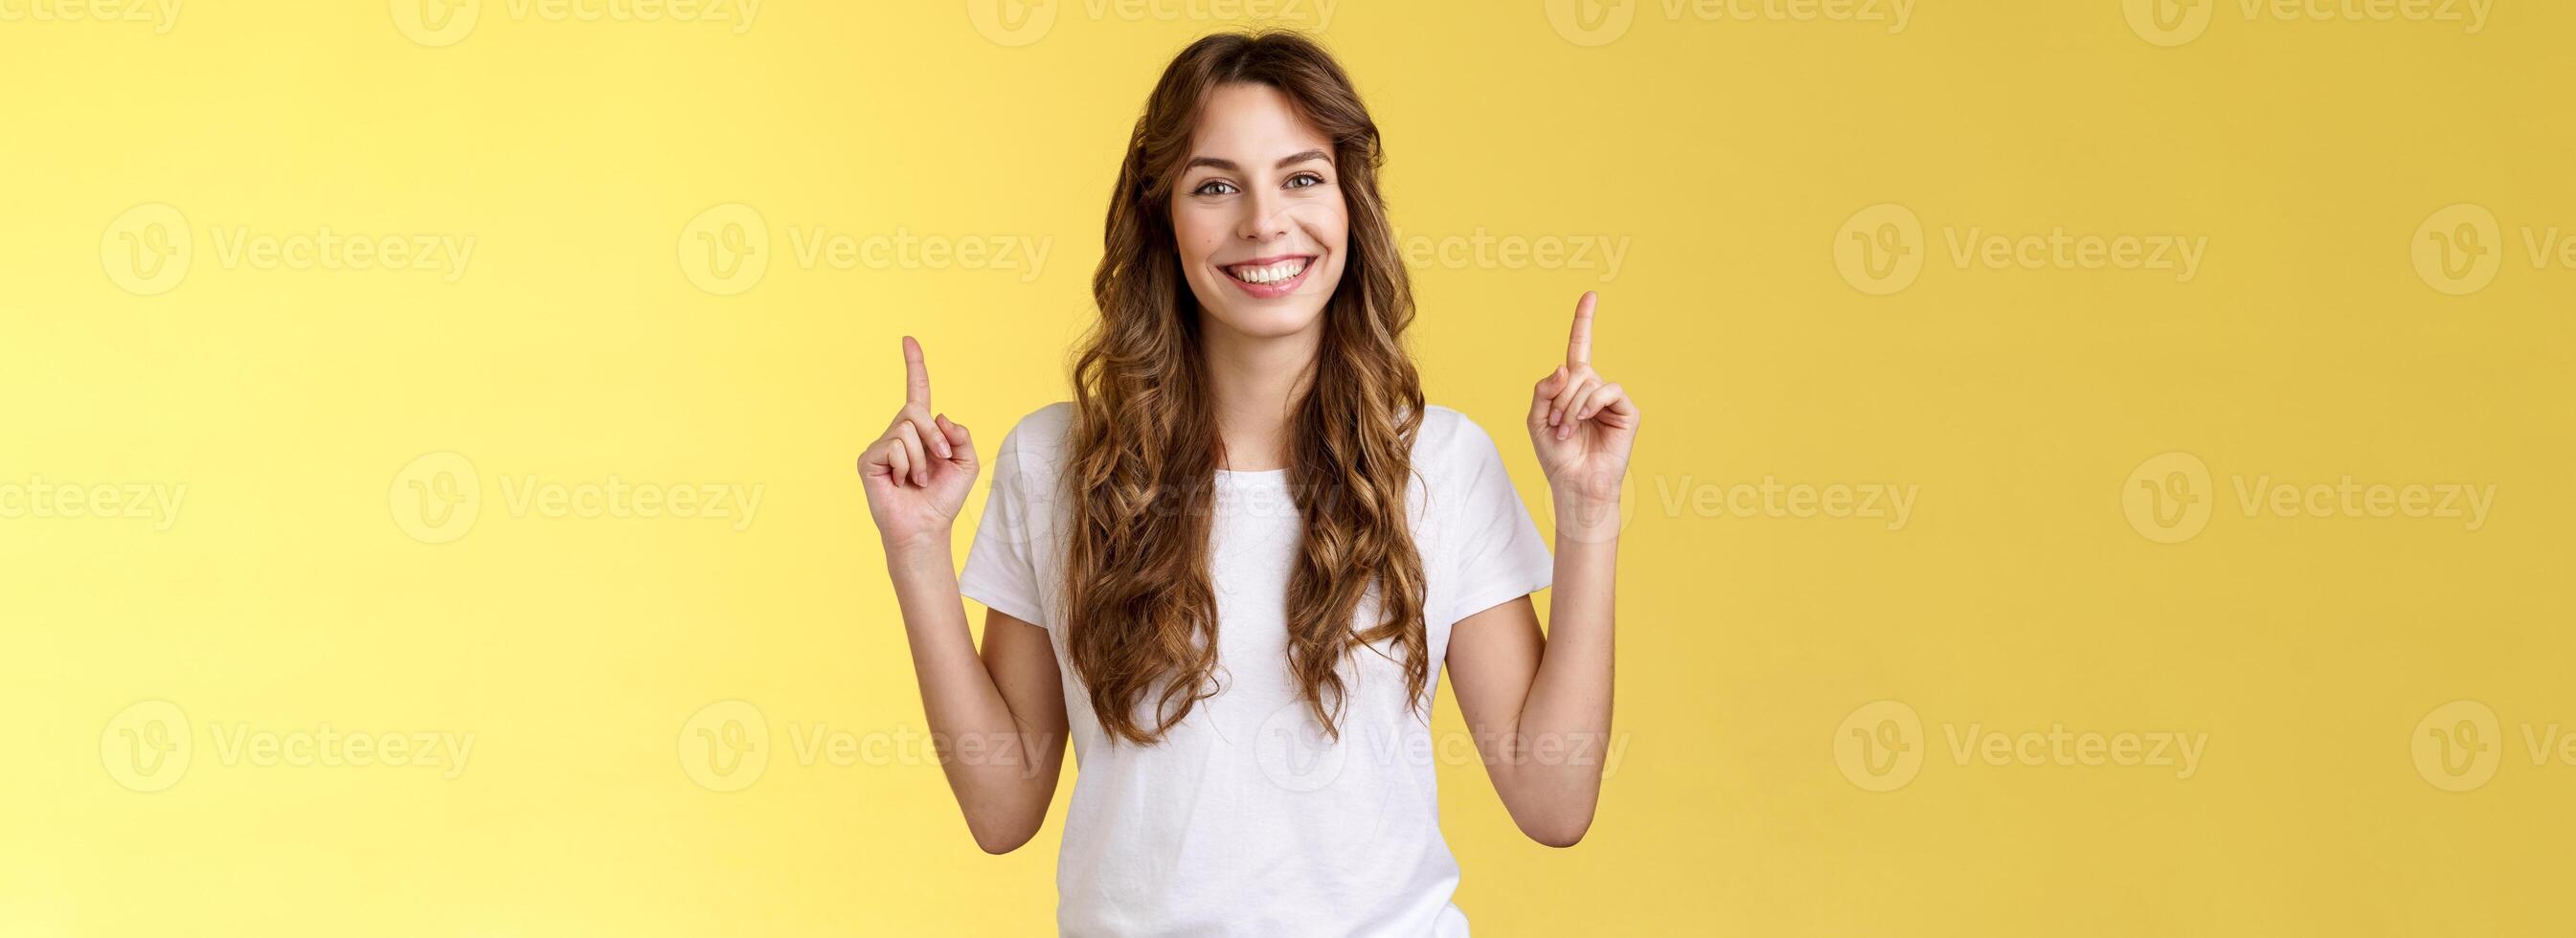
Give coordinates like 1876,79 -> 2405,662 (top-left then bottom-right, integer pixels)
862,337 -> 1070,854
886,548 -> 1068,853
1446,292 -> 1637,848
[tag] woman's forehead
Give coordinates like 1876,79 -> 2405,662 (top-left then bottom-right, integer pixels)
1187,83 -> 1331,161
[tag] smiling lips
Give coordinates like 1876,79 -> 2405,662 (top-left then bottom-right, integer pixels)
1220,254 -> 1316,298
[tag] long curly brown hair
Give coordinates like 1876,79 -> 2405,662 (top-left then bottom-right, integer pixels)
1063,31 -> 1428,746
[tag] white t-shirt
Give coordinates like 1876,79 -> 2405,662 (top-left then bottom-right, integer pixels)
958,401 -> 1555,937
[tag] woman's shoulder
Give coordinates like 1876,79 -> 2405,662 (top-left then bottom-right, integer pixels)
992,401 -> 1077,466
1002,400 -> 1076,436
1412,403 -> 1513,470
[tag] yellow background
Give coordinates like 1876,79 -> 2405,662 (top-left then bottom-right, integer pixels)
5,1 -> 2571,934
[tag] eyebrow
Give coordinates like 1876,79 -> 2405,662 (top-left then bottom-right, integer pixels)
1182,149 -> 1332,173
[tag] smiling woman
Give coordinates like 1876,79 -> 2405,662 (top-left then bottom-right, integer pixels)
856,28 -> 1637,937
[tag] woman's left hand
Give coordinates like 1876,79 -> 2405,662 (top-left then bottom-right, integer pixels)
1528,291 -> 1638,509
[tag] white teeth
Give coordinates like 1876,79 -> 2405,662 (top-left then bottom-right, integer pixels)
1229,258 -> 1306,284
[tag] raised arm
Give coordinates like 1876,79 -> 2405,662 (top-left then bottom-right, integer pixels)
1446,292 -> 1638,847
858,337 -> 1069,854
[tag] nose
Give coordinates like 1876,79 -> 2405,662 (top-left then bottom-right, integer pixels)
1236,189 -> 1289,242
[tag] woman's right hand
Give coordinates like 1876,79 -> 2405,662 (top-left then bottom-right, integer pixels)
859,336 -> 979,551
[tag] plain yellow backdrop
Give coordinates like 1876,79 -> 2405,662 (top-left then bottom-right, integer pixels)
5,0 -> 2572,934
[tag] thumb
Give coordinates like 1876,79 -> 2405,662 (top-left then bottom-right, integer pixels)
1529,367 -> 1565,431
936,414 -> 978,471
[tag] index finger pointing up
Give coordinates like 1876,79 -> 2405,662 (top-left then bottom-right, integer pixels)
903,335 -> 932,406
1566,291 -> 1597,367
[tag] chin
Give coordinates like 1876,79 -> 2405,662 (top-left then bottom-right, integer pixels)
1203,300 -> 1327,339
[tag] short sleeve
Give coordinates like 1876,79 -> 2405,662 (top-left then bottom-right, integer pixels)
1436,417 -> 1555,630
957,423 -> 1051,628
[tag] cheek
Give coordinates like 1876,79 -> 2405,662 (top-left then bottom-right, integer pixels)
1171,205 -> 1226,267
1306,203 -> 1350,269
1309,198 -> 1348,244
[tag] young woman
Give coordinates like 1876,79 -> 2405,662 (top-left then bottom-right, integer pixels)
858,31 -> 1638,936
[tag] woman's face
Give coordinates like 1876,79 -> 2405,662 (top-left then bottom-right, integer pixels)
1170,81 -> 1349,342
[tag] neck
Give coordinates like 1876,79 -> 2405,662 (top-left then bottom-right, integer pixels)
1199,316 -> 1319,473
